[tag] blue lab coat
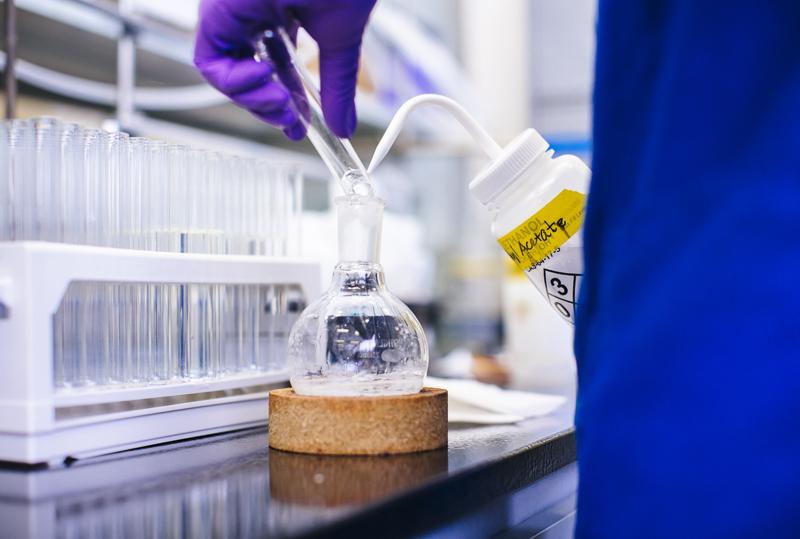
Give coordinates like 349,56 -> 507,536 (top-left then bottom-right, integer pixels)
574,1 -> 800,537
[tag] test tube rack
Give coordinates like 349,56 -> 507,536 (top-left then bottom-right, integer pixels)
0,241 -> 321,465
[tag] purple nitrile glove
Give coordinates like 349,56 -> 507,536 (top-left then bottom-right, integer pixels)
194,0 -> 377,140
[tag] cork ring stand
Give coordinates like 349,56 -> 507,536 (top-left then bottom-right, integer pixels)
268,387 -> 448,455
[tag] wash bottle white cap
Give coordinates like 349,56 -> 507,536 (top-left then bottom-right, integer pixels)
368,94 -> 591,324
468,128 -> 551,205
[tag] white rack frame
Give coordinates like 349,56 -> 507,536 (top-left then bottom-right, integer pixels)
0,242 -> 321,465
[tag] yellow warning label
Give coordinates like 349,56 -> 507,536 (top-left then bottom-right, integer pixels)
497,189 -> 586,272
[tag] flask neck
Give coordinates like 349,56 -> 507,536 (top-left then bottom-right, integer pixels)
336,194 -> 385,264
330,262 -> 386,293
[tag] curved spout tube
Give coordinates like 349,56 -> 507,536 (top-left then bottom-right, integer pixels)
367,94 -> 502,173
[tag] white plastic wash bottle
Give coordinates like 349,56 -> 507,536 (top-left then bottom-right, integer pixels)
369,95 -> 591,324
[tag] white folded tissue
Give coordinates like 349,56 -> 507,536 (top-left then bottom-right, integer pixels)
425,376 -> 566,425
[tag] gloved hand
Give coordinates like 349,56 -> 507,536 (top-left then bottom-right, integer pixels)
194,0 -> 377,140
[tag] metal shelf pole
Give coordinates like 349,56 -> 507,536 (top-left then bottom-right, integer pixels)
4,0 -> 17,118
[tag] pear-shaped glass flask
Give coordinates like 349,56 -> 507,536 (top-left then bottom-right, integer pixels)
287,195 -> 428,396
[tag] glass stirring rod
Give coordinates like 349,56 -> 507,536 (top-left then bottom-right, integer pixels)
257,27 -> 373,197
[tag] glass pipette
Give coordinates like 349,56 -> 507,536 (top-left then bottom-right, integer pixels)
258,27 -> 373,197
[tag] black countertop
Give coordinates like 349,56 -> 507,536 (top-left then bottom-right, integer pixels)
0,407 -> 576,538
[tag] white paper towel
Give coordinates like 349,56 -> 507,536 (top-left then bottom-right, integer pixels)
426,376 -> 567,424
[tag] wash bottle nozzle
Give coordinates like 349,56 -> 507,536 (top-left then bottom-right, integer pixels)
367,94 -> 503,174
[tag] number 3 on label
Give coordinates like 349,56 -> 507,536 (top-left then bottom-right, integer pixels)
550,277 -> 568,296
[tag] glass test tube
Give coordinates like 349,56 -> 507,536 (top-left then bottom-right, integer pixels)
0,122 -> 10,241
233,155 -> 248,255
129,138 -> 148,384
76,129 -> 100,386
54,123 -> 81,388
147,141 -> 175,382
59,123 -> 83,245
102,130 -> 129,248
246,160 -> 260,369
186,149 -> 213,378
260,28 -> 372,196
203,151 -> 224,376
226,158 -> 248,367
124,138 -> 147,250
220,150 -> 244,374
34,118 -> 59,242
169,145 -> 188,378
246,159 -> 260,255
105,132 -> 129,383
272,166 -> 288,257
81,130 -> 101,247
9,120 -> 34,241
207,151 -> 225,255
145,140 -> 168,251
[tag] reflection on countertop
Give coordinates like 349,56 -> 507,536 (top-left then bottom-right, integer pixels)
0,405 -> 573,539
269,448 -> 448,507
